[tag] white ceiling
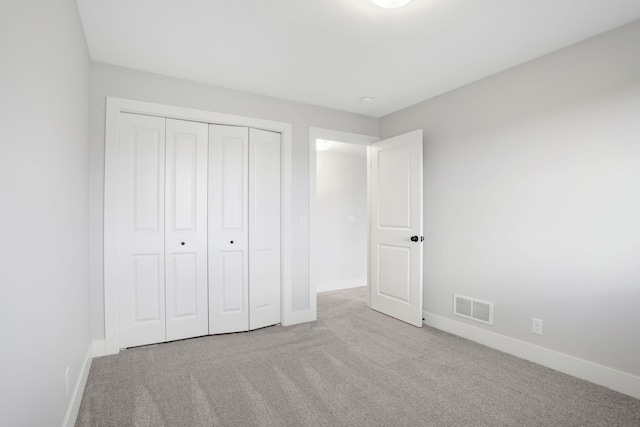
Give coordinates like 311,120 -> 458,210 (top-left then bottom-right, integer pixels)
76,0 -> 640,117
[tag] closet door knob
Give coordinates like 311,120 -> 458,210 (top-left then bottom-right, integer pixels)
181,242 -> 185,245
410,235 -> 419,242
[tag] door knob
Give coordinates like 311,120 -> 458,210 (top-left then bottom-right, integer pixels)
411,236 -> 419,242
181,242 -> 185,245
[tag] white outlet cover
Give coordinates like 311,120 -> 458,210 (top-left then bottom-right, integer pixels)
532,318 -> 543,335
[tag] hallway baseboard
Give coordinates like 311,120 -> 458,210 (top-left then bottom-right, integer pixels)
63,345 -> 93,427
317,278 -> 366,293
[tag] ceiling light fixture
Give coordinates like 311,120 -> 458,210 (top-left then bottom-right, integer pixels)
373,0 -> 412,9
316,139 -> 335,151
361,96 -> 375,103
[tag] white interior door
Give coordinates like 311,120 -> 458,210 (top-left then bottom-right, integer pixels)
208,125 -> 250,334
117,113 -> 167,348
370,130 -> 423,327
165,119 -> 209,341
249,128 -> 281,330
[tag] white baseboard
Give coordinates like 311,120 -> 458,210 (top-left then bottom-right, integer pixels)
423,311 -> 640,399
317,277 -> 366,293
62,344 -> 93,427
92,339 -> 106,358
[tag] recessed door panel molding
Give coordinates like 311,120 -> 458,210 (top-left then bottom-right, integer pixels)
370,130 -> 424,327
133,129 -> 162,231
252,249 -> 278,310
249,128 -> 281,330
169,252 -> 198,318
165,118 -> 209,342
117,113 -> 167,348
377,145 -> 411,230
221,251 -> 245,312
171,134 -> 197,231
253,138 -> 280,230
222,136 -> 247,231
377,245 -> 410,303
132,254 -> 163,322
209,125 -> 250,334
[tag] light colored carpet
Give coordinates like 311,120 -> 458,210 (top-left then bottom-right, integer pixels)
76,287 -> 640,426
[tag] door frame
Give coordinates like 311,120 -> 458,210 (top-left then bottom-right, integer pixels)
308,127 -> 379,320
104,97 -> 293,355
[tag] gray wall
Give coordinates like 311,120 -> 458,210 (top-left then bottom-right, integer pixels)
89,63 -> 378,340
316,146 -> 368,291
0,0 -> 92,425
380,21 -> 640,376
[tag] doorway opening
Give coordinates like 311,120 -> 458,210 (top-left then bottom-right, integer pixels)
316,141 -> 367,291
308,128 -> 378,320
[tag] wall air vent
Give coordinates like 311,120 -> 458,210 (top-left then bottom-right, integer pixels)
453,294 -> 493,325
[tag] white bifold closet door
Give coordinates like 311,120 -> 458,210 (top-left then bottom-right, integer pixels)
164,118 -> 209,341
117,113 -> 208,348
208,125 -> 281,333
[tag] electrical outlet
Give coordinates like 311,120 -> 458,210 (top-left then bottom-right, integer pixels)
65,367 -> 70,396
532,318 -> 543,335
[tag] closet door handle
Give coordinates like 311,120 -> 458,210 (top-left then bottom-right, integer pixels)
181,242 -> 185,246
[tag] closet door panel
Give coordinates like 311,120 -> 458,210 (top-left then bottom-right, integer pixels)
252,249 -> 279,310
209,125 -> 250,334
165,119 -> 209,341
249,128 -> 281,330
131,254 -> 162,321
118,113 -> 166,348
170,252 -> 198,315
221,251 -> 245,311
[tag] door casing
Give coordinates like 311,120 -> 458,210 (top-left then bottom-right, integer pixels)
308,127 -> 379,319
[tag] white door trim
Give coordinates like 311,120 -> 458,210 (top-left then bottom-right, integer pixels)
308,127 -> 379,321
105,97 -> 293,355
